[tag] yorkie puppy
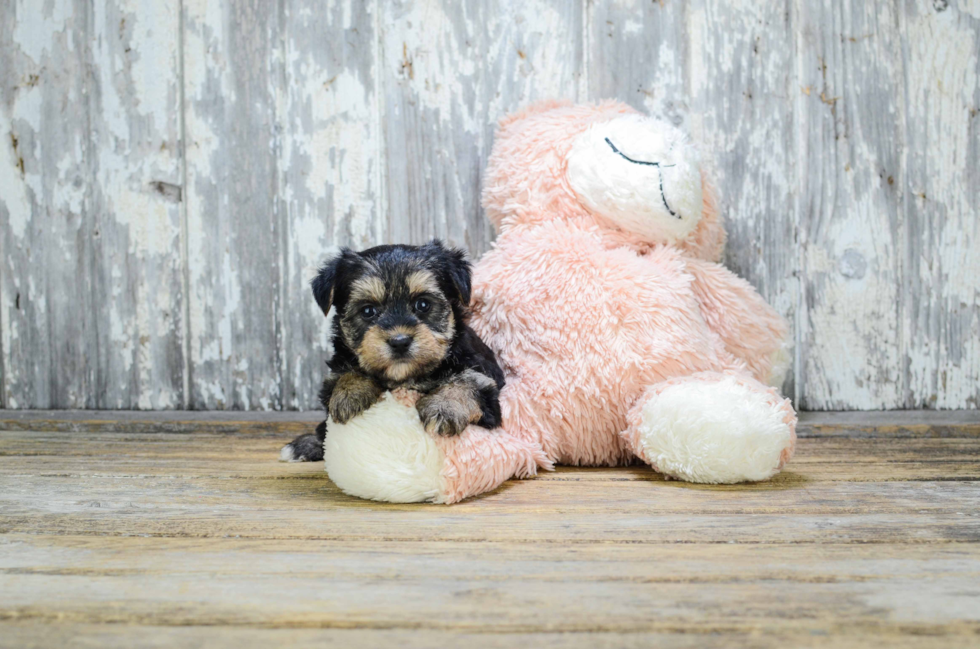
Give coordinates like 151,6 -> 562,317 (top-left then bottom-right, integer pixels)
281,241 -> 504,462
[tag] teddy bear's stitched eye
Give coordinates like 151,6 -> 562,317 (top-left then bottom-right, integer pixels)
359,304 -> 378,319
414,298 -> 431,314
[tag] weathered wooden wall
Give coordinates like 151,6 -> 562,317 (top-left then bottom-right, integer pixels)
0,0 -> 977,411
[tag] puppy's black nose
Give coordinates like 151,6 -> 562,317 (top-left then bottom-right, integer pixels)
387,334 -> 413,355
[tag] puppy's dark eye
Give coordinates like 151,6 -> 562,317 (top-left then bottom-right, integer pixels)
413,298 -> 431,314
359,305 -> 378,319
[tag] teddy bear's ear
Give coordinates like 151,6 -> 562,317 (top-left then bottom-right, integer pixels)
311,248 -> 356,315
497,99 -> 574,129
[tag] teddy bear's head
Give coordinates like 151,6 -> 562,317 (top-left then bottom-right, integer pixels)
482,100 -> 724,261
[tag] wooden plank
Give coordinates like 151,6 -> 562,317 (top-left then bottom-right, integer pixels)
182,0 -> 283,409
799,414 -> 980,438
0,537 -> 979,636
2,452 -> 978,483
1,408 -> 978,435
278,0 -> 384,410
2,429 -> 977,484
0,1 -> 185,409
0,408 -> 322,434
902,1 -> 980,409
88,0 -> 186,409
0,0 -> 93,409
3,468 -> 980,541
797,0 -> 906,409
380,0 -> 583,256
3,428 -> 980,483
2,535 -> 979,602
687,0 -> 798,398
1,624 -> 974,649
797,409 -> 980,435
2,426 -> 979,460
586,0 -> 688,121
6,534 -> 977,578
4,473 -> 980,517
12,512 -> 966,544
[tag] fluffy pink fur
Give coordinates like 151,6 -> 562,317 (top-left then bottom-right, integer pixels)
431,100 -> 795,503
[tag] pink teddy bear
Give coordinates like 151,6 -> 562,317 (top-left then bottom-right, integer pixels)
323,100 -> 796,504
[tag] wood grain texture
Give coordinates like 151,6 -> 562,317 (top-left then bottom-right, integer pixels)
1,0 -> 979,410
1,416 -> 980,647
797,0 -> 907,410
4,433 -> 980,482
0,1 -> 185,409
902,0 -> 980,409
1,624 -> 975,649
278,0 -> 384,409
1,407 -> 977,435
586,0 -> 688,122
381,0 -> 584,254
182,0 -> 284,410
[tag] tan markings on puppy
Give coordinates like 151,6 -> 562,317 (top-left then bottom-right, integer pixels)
356,326 -> 393,374
384,362 -> 419,383
406,269 -> 439,296
357,324 -> 445,383
377,325 -> 423,382
387,325 -> 415,338
416,369 -> 489,436
329,372 -> 383,423
349,275 -> 386,304
407,323 -> 452,376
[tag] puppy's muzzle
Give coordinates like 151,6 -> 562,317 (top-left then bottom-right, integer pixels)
387,333 -> 413,357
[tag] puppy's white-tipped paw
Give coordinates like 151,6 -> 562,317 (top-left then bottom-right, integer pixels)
279,444 -> 300,462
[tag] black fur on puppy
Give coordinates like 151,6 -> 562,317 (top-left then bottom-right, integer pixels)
280,241 -> 505,462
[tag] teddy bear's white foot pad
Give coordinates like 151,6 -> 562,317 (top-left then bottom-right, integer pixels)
324,392 -> 446,503
628,373 -> 795,484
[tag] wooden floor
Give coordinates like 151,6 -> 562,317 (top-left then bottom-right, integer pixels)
1,411 -> 979,648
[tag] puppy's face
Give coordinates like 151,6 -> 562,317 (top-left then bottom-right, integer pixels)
312,242 -> 471,383
342,264 -> 456,382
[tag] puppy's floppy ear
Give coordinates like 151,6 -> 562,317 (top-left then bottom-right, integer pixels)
311,248 -> 355,315
445,245 -> 472,305
425,239 -> 472,305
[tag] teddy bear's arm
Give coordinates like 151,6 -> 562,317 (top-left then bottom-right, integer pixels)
686,257 -> 790,388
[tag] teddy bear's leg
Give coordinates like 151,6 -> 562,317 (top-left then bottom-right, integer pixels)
435,424 -> 548,504
324,391 -> 547,504
621,371 -> 796,484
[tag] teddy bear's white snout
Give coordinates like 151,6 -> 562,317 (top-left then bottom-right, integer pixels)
324,392 -> 446,503
567,114 -> 703,245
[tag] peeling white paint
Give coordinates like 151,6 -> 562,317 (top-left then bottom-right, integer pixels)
0,113 -> 31,240
3,0 -> 978,410
961,0 -> 980,19
904,6 -> 980,409
12,0 -> 71,64
300,68 -> 375,210
386,1 -> 480,137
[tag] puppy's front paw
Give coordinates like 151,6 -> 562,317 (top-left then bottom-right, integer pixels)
329,373 -> 382,424
416,394 -> 474,437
